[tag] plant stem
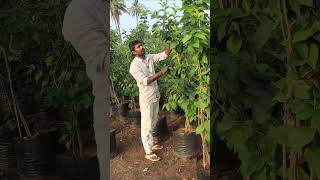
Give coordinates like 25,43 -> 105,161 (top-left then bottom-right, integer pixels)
74,109 -> 83,159
218,0 -> 224,9
281,0 -> 292,62
1,47 -> 22,138
53,42 -> 67,88
283,144 -> 287,180
17,103 -> 31,137
310,169 -> 314,180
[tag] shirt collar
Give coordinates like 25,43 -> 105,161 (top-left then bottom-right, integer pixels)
134,56 -> 147,62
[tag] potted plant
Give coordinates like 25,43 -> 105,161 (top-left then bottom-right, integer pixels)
1,46 -> 57,178
55,108 -> 99,180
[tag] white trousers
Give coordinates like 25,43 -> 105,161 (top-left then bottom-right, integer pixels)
140,100 -> 159,154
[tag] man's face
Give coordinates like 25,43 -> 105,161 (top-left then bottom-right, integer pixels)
133,43 -> 145,57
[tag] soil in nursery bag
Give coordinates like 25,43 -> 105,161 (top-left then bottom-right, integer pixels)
196,156 -> 211,180
0,138 -> 17,176
110,129 -> 117,157
127,111 -> 141,127
172,128 -> 201,159
14,133 -> 56,177
56,147 -> 99,180
118,102 -> 129,120
152,116 -> 169,142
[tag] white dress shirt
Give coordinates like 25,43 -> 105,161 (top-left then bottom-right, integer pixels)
129,51 -> 168,104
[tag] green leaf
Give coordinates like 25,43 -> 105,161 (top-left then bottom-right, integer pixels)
311,110 -> 320,133
291,50 -> 306,66
45,56 -> 54,66
194,32 -> 206,40
192,39 -> 200,48
293,80 -> 311,99
253,102 -> 270,124
308,42 -> 318,69
202,55 -> 208,64
183,34 -> 192,44
253,17 -> 274,49
218,113 -> 234,132
289,0 -> 301,16
293,22 -> 320,42
299,0 -> 313,7
196,123 -> 205,134
305,147 -> 320,178
313,32 -> 320,42
269,126 -> 316,152
35,71 -> 43,82
218,21 -> 227,42
291,100 -> 313,120
204,120 -> 210,133
227,33 -> 242,54
242,0 -> 252,12
294,43 -> 308,59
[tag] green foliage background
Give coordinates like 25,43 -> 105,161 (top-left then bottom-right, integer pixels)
212,0 -> 320,178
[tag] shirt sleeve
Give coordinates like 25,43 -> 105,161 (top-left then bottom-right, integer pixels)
129,63 -> 148,86
149,51 -> 168,63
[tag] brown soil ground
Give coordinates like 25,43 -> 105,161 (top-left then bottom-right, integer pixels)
110,111 -> 198,180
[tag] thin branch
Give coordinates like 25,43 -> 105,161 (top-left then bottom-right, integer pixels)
53,42 -> 67,88
1,47 -> 22,138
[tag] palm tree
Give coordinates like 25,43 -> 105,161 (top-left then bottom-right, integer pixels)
128,0 -> 146,26
111,0 -> 128,40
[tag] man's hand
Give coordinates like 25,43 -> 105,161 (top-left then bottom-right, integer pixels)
160,66 -> 170,75
164,48 -> 172,56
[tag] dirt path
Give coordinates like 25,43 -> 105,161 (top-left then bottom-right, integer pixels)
110,114 -> 198,180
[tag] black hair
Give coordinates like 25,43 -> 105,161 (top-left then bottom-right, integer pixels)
129,40 -> 144,53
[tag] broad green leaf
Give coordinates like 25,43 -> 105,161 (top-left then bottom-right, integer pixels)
293,22 -> 320,42
314,32 -> 320,42
253,17 -> 274,49
308,42 -> 318,69
227,33 -> 242,54
294,43 -> 308,59
202,55 -> 208,64
254,107 -> 268,124
45,56 -> 54,66
305,147 -> 320,178
196,123 -> 205,134
251,167 -> 268,180
291,100 -> 313,120
269,126 -> 316,152
194,32 -> 206,40
289,0 -> 301,16
242,0 -> 252,12
293,80 -> 311,99
291,51 -> 306,66
182,34 -> 192,44
218,113 -> 234,132
230,8 -> 246,20
299,0 -> 313,7
205,133 -> 210,144
192,39 -> 200,48
311,110 -> 320,133
218,21 -> 227,42
255,63 -> 269,73
35,71 -> 43,82
204,120 -> 210,133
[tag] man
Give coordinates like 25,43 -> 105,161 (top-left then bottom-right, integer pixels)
62,0 -> 109,179
129,40 -> 172,161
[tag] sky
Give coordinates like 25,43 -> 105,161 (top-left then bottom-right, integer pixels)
110,0 -> 183,35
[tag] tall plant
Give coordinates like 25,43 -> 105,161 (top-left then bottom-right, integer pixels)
213,0 -> 320,179
151,0 -> 210,169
